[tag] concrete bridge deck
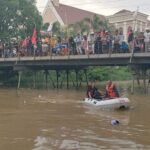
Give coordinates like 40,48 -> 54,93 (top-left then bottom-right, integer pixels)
0,53 -> 150,70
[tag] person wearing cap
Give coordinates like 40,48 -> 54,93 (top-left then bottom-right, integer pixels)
144,28 -> 150,52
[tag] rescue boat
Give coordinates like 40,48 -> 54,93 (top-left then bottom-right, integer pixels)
84,97 -> 130,109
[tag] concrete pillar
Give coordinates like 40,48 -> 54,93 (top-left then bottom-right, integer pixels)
45,70 -> 48,89
140,22 -> 143,32
115,23 -> 118,29
135,20 -> 137,31
75,69 -> 79,89
66,70 -> 69,89
17,71 -> 22,89
123,22 -> 127,41
33,71 -> 36,89
56,70 -> 59,89
133,20 -> 136,31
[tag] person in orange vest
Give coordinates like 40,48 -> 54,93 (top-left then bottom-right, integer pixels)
105,80 -> 119,98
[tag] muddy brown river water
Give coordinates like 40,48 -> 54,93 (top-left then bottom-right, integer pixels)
0,88 -> 150,150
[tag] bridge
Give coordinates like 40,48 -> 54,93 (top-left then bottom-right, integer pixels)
0,53 -> 150,92
0,53 -> 150,70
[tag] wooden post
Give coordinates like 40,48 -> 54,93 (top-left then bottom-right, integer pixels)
143,69 -> 146,94
147,79 -> 150,94
17,71 -> 22,89
70,72 -> 75,87
33,70 -> 36,89
131,74 -> 135,94
49,71 -> 56,88
45,70 -> 48,89
33,46 -> 36,60
60,71 -> 65,88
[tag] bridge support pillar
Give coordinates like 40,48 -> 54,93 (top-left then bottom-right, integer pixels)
56,70 -> 59,89
75,69 -> 79,89
84,69 -> 88,86
33,71 -> 36,89
66,70 -> 69,89
17,71 -> 22,89
48,71 -> 55,88
130,65 -> 150,94
131,73 -> 135,94
44,70 -> 49,89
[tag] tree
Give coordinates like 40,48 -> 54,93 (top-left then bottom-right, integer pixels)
84,15 -> 101,32
73,20 -> 90,35
84,15 -> 112,32
0,0 -> 42,41
51,21 -> 61,36
42,23 -> 50,31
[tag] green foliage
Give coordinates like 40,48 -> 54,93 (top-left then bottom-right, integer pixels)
51,14 -> 113,38
42,23 -> 50,31
84,15 -> 104,32
0,67 -> 132,88
0,0 -> 42,41
51,21 -> 61,36
87,66 -> 132,81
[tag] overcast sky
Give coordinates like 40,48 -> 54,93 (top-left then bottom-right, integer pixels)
36,0 -> 150,17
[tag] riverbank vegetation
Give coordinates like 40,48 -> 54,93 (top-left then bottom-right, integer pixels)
0,66 -> 132,88
0,0 -> 42,41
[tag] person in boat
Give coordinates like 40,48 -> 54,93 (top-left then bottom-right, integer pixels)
93,88 -> 102,99
86,85 -> 93,98
86,83 -> 102,99
105,80 -> 119,98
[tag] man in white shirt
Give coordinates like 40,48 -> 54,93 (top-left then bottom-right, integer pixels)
74,33 -> 82,54
144,28 -> 150,52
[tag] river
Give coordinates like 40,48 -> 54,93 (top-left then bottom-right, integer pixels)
0,88 -> 150,150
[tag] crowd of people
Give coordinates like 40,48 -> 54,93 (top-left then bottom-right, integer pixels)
0,28 -> 150,58
41,28 -> 150,56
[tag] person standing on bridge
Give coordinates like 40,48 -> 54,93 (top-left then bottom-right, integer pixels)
82,35 -> 89,55
144,28 -> 150,52
128,29 -> 134,53
74,33 -> 82,55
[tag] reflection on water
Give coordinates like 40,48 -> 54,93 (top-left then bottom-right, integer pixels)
0,88 -> 150,150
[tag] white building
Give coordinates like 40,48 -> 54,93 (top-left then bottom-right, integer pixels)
107,9 -> 150,41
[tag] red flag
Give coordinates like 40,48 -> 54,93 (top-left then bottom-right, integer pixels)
31,28 -> 36,45
22,38 -> 28,47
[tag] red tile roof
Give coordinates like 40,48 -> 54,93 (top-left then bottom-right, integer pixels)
53,3 -> 105,25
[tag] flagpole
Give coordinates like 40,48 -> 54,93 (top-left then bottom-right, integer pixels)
34,24 -> 36,60
130,6 -> 139,63
31,24 -> 36,60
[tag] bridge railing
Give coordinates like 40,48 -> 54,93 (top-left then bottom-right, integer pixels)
0,48 -> 150,62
